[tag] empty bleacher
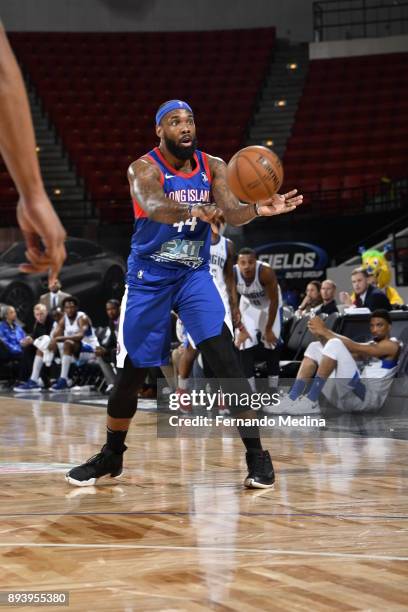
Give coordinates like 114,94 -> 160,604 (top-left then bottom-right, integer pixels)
283,52 -> 408,214
6,29 -> 276,221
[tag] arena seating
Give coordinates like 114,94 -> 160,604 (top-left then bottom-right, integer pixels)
7,29 -> 276,220
283,52 -> 408,212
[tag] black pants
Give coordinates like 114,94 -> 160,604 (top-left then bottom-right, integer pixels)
19,345 -> 36,381
0,346 -> 22,383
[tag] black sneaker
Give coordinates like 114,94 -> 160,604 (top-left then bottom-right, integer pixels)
244,450 -> 275,489
65,444 -> 126,487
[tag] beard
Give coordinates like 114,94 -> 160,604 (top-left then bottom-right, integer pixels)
164,135 -> 198,161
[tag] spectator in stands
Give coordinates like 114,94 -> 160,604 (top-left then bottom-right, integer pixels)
14,303 -> 54,391
40,279 -> 71,311
48,296 -> 99,391
266,310 -> 400,416
0,24 -> 66,282
0,306 -> 25,373
95,299 -> 120,393
315,279 -> 338,315
296,281 -> 323,316
339,267 -> 392,311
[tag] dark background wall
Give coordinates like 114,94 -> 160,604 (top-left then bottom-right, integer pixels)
0,0 -> 315,41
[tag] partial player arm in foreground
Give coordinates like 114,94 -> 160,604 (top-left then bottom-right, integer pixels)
307,317 -> 400,359
128,159 -> 221,224
208,155 -> 303,226
0,23 -> 66,283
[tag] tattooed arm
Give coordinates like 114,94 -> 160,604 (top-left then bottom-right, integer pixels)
207,155 -> 303,226
128,158 -> 219,224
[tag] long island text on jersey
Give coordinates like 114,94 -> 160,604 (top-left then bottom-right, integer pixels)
129,147 -> 212,275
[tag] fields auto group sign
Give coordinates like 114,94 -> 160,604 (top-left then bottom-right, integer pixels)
255,242 -> 328,280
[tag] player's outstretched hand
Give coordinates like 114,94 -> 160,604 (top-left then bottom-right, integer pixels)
192,203 -> 224,225
16,192 -> 67,285
257,189 -> 303,217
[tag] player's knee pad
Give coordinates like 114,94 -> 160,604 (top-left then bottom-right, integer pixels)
107,358 -> 146,419
198,324 -> 255,412
107,386 -> 138,419
198,323 -> 241,378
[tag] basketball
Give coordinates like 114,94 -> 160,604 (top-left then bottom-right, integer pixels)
226,145 -> 284,203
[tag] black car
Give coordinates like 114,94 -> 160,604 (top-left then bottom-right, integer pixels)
0,238 -> 126,322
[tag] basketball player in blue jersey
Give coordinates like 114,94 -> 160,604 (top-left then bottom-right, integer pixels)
66,100 -> 302,489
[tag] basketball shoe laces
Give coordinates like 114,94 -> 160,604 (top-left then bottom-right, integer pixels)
76,444 -> 125,477
246,450 -> 274,481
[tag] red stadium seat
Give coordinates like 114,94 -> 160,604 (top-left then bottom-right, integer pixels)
285,51 -> 408,213
8,28 -> 276,213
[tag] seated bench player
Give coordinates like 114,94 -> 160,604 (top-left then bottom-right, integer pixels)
48,296 -> 99,391
265,309 -> 400,415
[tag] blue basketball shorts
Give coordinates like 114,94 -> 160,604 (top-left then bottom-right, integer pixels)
116,263 -> 226,368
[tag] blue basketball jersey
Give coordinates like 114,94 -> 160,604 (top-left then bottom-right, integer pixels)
128,147 -> 213,281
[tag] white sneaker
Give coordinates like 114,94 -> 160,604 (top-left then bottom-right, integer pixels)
263,393 -> 297,415
263,401 -> 284,415
284,395 -> 321,415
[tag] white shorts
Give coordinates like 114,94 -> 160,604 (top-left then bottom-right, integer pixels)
237,304 -> 281,350
305,339 -> 393,412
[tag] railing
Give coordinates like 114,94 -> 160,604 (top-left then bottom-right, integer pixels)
313,0 -> 408,41
332,185 -> 408,263
394,233 -> 408,285
1,179 -> 406,229
296,177 -> 407,223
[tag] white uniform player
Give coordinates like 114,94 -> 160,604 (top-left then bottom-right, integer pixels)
271,310 -> 401,415
234,260 -> 283,350
64,310 -> 99,355
319,337 -> 401,411
49,298 -> 100,391
209,233 -> 233,328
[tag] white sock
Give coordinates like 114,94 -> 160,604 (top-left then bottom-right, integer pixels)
31,356 -> 43,382
268,375 -> 279,389
161,365 -> 175,389
96,357 -> 116,385
248,376 -> 256,392
178,376 -> 189,390
61,355 -> 74,380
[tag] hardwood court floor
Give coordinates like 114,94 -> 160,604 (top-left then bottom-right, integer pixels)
0,395 -> 407,611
